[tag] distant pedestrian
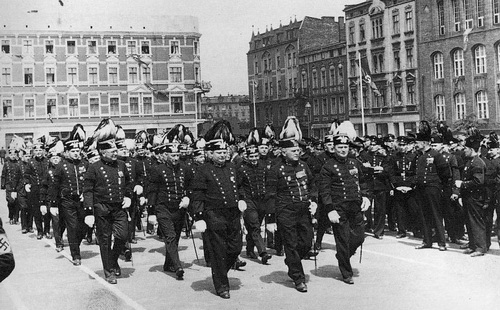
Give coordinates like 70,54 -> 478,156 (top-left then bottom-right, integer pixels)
0,147 -> 6,165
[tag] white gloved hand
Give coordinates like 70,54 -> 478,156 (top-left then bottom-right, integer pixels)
148,215 -> 157,225
25,184 -> 31,193
195,220 -> 207,232
139,197 -> 147,206
10,192 -> 17,200
455,180 -> 463,188
396,186 -> 412,193
40,205 -> 48,215
450,194 -> 459,201
389,190 -> 394,196
179,196 -> 190,209
122,197 -> 131,209
361,196 -> 371,212
458,198 -> 463,207
328,210 -> 340,224
134,185 -> 143,195
84,215 -> 95,227
80,194 -> 84,202
308,201 -> 318,215
266,223 -> 277,233
238,200 -> 247,212
50,207 -> 59,216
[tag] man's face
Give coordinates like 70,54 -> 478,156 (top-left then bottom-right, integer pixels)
193,154 -> 205,165
101,147 -> 118,161
165,152 -> 180,165
22,153 -> 31,162
117,147 -> 129,158
8,151 -> 17,160
68,149 -> 81,160
247,153 -> 259,165
88,155 -> 100,164
334,144 -> 349,158
282,146 -> 300,162
464,146 -> 474,157
49,155 -> 61,165
212,149 -> 227,164
258,145 -> 269,156
136,148 -> 146,156
33,148 -> 44,158
324,142 -> 335,154
431,143 -> 443,152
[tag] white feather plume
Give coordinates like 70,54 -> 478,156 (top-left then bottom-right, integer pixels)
332,121 -> 357,141
279,116 -> 302,141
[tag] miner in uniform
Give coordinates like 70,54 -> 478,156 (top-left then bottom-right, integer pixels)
1,144 -> 22,226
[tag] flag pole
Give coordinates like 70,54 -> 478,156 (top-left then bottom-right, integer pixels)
252,79 -> 257,127
358,51 -> 366,137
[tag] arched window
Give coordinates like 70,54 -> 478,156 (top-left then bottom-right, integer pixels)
359,19 -> 366,41
476,91 -> 489,119
453,49 -> 464,77
434,95 -> 446,121
474,45 -> 487,74
433,52 -> 444,79
454,93 -> 466,120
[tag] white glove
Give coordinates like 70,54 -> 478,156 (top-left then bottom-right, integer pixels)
361,196 -> 371,212
84,215 -> 95,227
266,223 -> 277,233
122,197 -> 131,209
139,197 -> 147,206
458,198 -> 463,207
25,184 -> 31,193
134,185 -> 143,195
238,200 -> 247,212
195,220 -> 207,232
455,180 -> 463,188
80,194 -> 84,202
50,207 -> 59,216
10,192 -> 17,200
308,201 -> 318,215
328,210 -> 340,224
148,215 -> 157,225
450,194 -> 459,201
389,190 -> 394,196
179,196 -> 190,209
396,186 -> 412,193
40,205 -> 48,215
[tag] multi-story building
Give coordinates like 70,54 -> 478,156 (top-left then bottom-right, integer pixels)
0,9 -> 209,147
297,16 -> 347,139
345,0 -> 419,137
418,0 -> 500,131
200,94 -> 251,136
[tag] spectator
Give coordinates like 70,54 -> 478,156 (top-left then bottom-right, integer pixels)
0,147 -> 6,165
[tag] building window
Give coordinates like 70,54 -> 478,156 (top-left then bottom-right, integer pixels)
90,97 -> 99,116
313,99 -> 319,115
301,71 -> 307,89
141,41 -> 150,54
45,40 -> 54,54
110,97 -> 119,116
464,0 -> 473,29
455,93 -> 466,120
127,40 -> 137,55
371,17 -> 384,39
322,98 -> 328,114
331,97 -> 337,115
2,67 -> 11,86
107,40 -> 117,54
339,96 -> 345,113
321,69 -> 326,88
2,99 -> 12,118
405,8 -> 413,32
67,40 -> 76,54
497,45 -> 500,71
46,67 -> 55,85
359,19 -> 366,41
68,67 -> 77,84
143,97 -> 152,114
22,39 -> 33,54
407,84 -> 415,105
46,98 -> 56,116
108,67 -> 118,84
25,98 -> 35,118
329,66 -> 335,86
394,50 -> 401,70
88,40 -> 97,54
395,85 -> 402,105
453,49 -> 464,76
128,66 -> 138,83
392,10 -> 400,35
477,0 -> 485,27
476,91 -> 489,119
350,59 -> 357,76
403,122 -> 416,134
89,67 -> 98,85
24,67 -> 33,85
475,45 -> 487,74
171,96 -> 183,113
170,67 -> 182,83
406,47 -> 414,68
494,0 -> 500,24
433,52 -> 444,79
338,64 -> 344,85
143,66 -> 151,83
348,22 -> 355,44
1,40 -> 10,54
276,55 -> 281,68
194,41 -> 199,55
452,0 -> 461,32
312,70 -> 318,89
69,98 -> 79,116
378,54 -> 384,72
438,1 -> 445,34
170,40 -> 180,55
129,97 -> 139,114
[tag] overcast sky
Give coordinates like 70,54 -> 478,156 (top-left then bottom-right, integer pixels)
2,0 -> 361,96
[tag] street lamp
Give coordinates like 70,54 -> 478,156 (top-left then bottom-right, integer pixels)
304,101 -> 311,138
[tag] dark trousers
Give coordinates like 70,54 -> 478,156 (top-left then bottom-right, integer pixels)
277,203 -> 313,285
373,190 -> 387,237
157,206 -> 185,271
386,194 -> 397,230
50,205 -> 66,248
243,200 -> 266,255
204,209 -> 242,294
61,198 -> 86,259
6,193 -> 19,222
415,186 -> 446,246
464,195 -> 487,253
94,203 -> 128,276
28,192 -> 51,234
442,187 -> 464,241
19,196 -> 32,230
315,201 -> 331,245
127,197 -> 139,242
393,190 -> 418,234
331,200 -> 365,279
